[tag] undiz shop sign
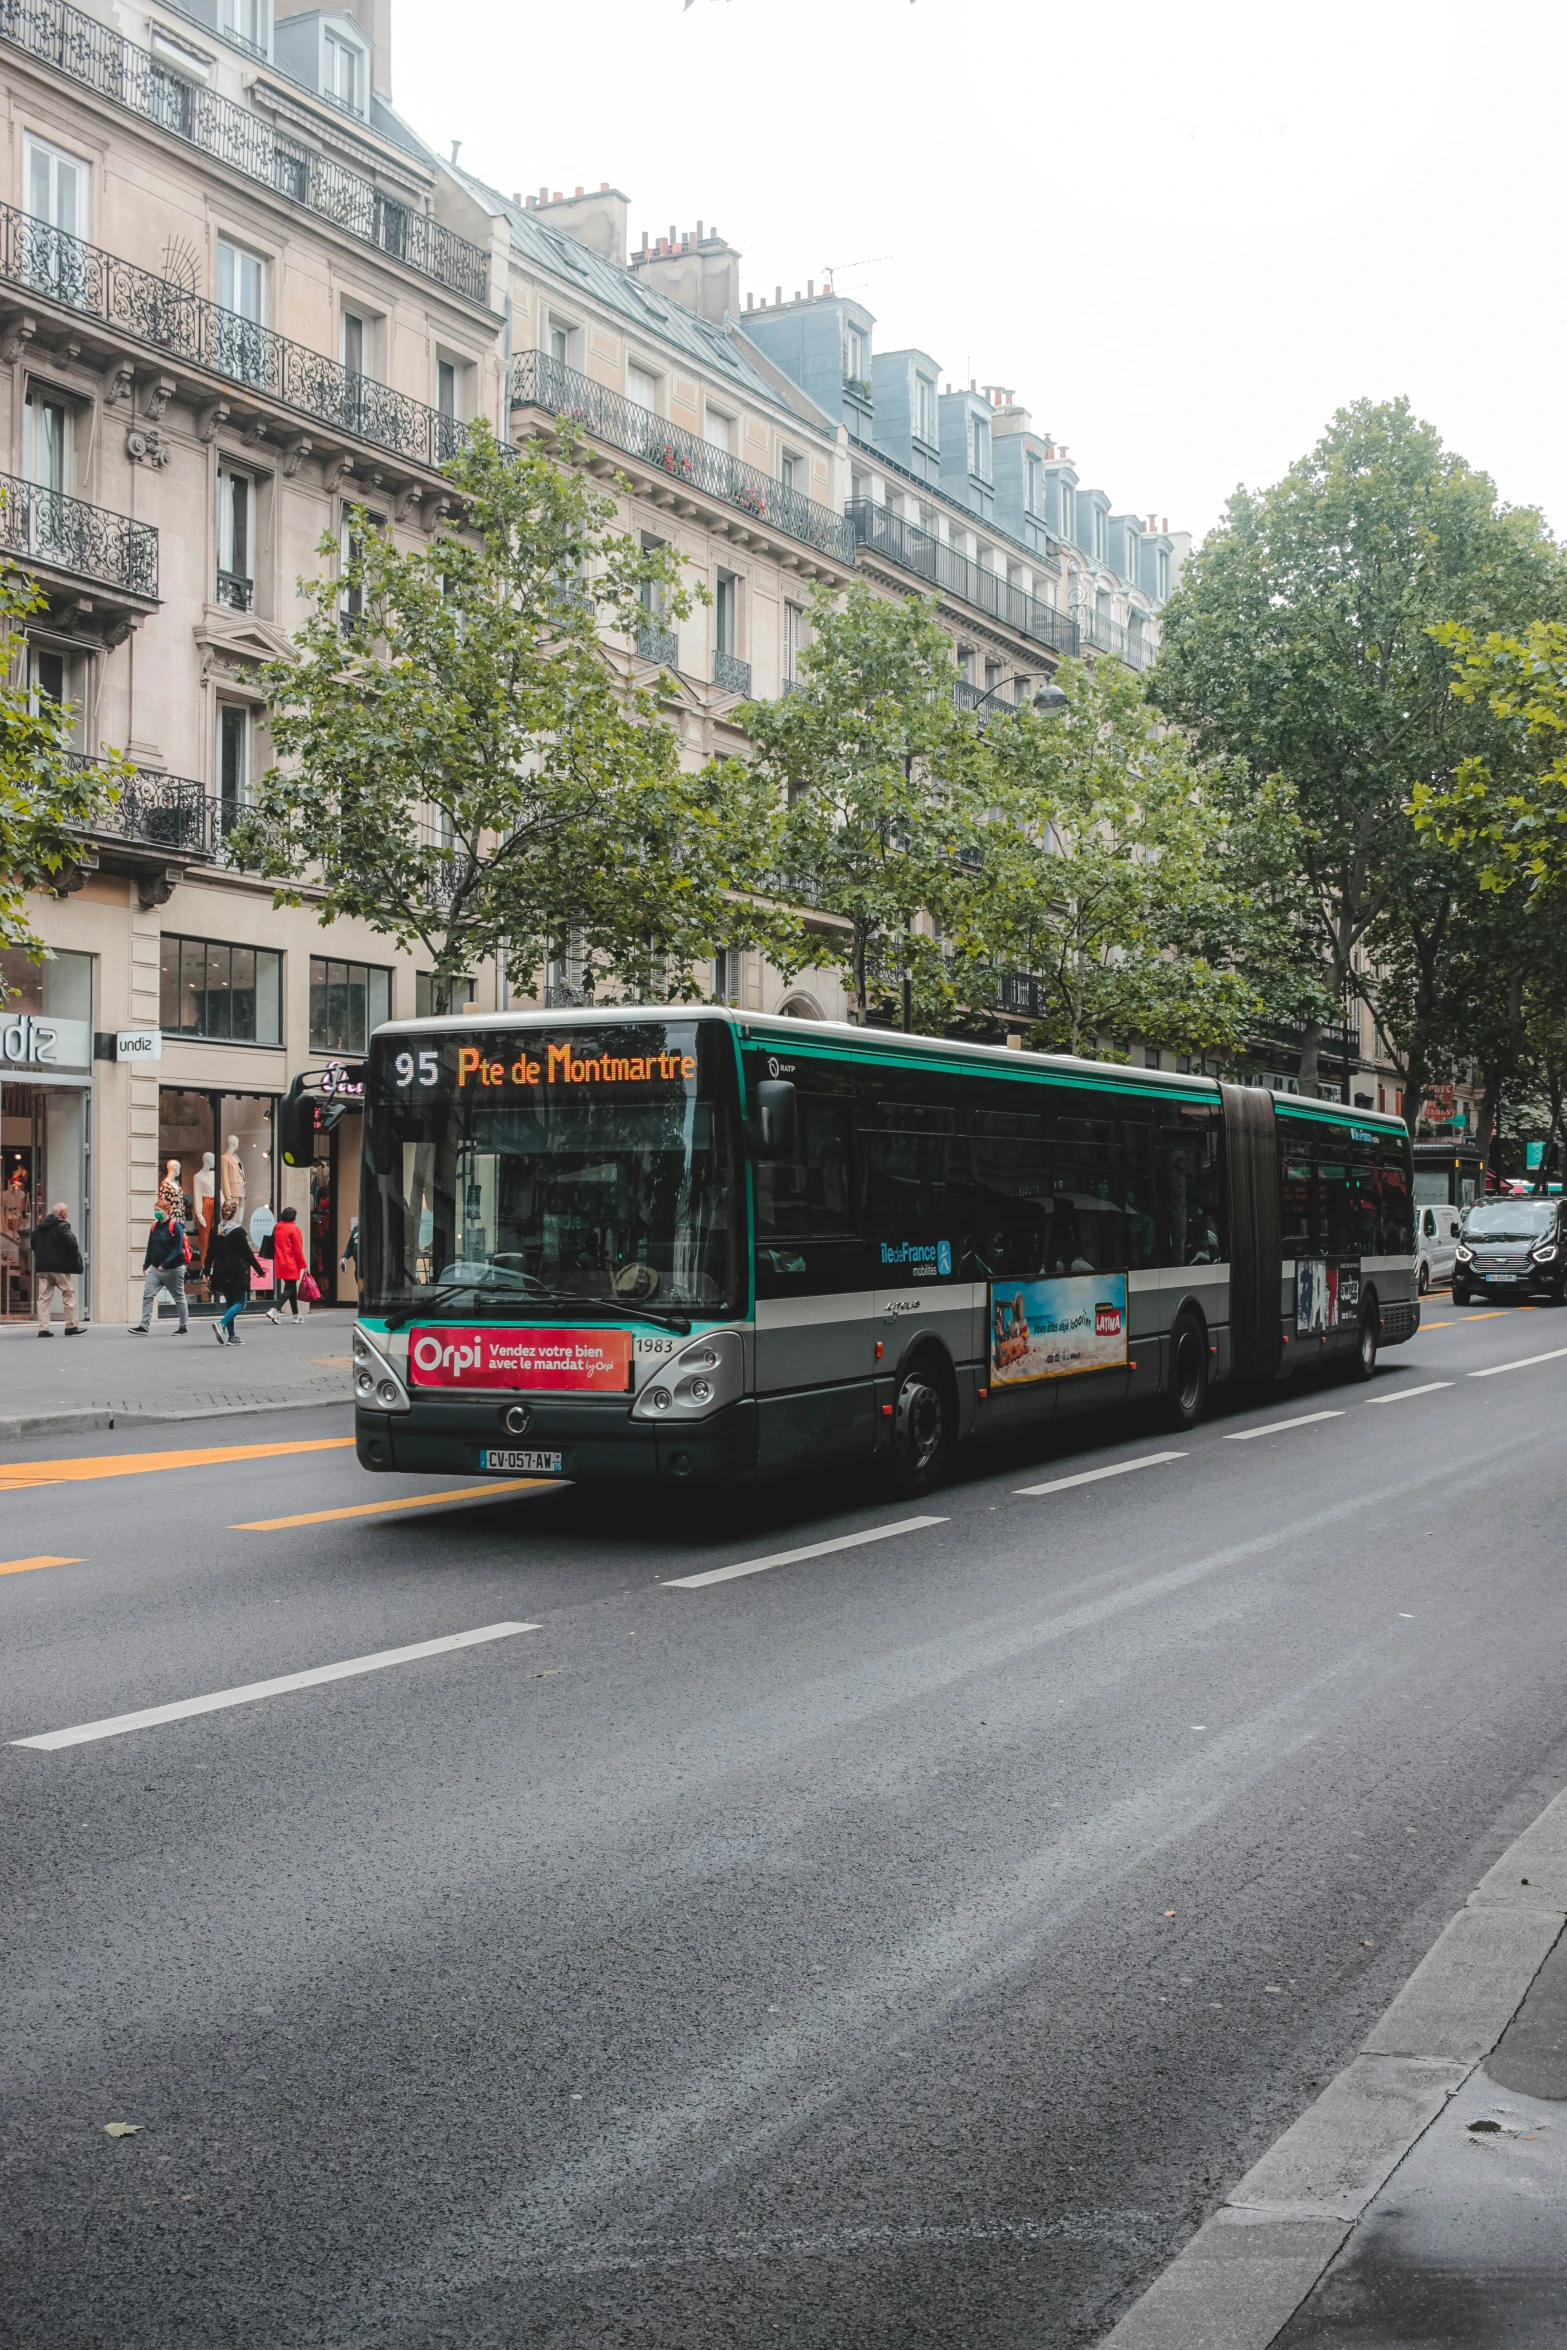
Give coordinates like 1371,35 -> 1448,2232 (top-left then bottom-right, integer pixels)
455,1042 -> 696,1091
407,1325 -> 633,1392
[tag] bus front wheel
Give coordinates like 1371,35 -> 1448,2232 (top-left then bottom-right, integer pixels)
888,1360 -> 951,1496
1162,1317 -> 1209,1432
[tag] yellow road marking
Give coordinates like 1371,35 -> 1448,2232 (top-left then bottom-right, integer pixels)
0,1555 -> 80,1577
234,1482 -> 546,1530
0,1437 -> 354,1493
1420,1320 -> 1453,1329
1456,1311 -> 1509,1323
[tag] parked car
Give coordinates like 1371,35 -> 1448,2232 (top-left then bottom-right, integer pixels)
1453,1198 -> 1567,1305
1415,1203 -> 1462,1293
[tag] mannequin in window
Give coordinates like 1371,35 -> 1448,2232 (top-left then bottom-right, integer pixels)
157,1159 -> 183,1217
193,1151 -> 216,1254
221,1134 -> 245,1215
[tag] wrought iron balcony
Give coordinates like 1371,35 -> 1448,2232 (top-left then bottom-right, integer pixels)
512,352 -> 856,567
995,970 -> 1048,1020
1079,608 -> 1155,671
713,649 -> 751,697
1250,1021 -> 1358,1068
0,0 -> 492,305
60,755 -> 243,863
0,207 -> 481,479
635,620 -> 678,669
215,568 -> 252,612
847,501 -> 1077,658
0,470 -> 157,599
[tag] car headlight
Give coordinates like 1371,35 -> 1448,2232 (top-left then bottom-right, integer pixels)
1532,1245 -> 1559,1263
353,1324 -> 411,1414
632,1329 -> 743,1421
1454,1244 -> 1473,1263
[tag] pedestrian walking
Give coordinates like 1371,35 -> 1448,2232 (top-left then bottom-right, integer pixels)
265,1205 -> 308,1324
208,1213 -> 265,1346
129,1208 -> 192,1334
27,1202 -> 84,1335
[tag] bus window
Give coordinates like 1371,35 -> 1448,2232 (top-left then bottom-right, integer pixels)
1121,1112 -> 1159,1269
754,1094 -> 857,1239
1279,1157 -> 1314,1256
1346,1161 -> 1379,1257
1048,1113 -> 1126,1272
1319,1155 -> 1350,1255
1158,1118 -> 1223,1265
1378,1164 -> 1413,1255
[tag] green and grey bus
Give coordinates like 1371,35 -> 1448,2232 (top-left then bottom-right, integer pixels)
344,1008 -> 1418,1497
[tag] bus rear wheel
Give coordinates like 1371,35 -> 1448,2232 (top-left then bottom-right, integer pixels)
1349,1303 -> 1378,1382
888,1360 -> 951,1497
1162,1317 -> 1209,1432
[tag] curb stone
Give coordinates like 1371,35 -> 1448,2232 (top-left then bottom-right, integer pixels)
0,1393 -> 352,1442
1096,1789 -> 1567,2348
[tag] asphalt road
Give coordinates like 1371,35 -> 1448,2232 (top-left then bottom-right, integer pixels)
7,1299 -> 1567,2349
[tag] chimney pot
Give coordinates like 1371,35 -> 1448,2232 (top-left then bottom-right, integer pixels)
640,230 -> 648,253
669,223 -> 677,245
775,284 -> 782,304
574,185 -> 584,197
794,288 -> 800,302
807,278 -> 814,298
746,291 -> 754,309
512,190 -> 521,205
552,190 -> 562,203
697,219 -> 704,240
539,185 -> 548,201
601,181 -> 610,192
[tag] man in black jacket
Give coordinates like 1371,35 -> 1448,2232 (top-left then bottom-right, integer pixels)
27,1202 -> 84,1335
129,1209 -> 191,1335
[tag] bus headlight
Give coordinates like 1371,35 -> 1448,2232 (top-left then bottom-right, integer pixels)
353,1325 -> 411,1414
632,1329 -> 743,1422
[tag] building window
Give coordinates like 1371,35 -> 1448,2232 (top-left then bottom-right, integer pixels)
24,390 -> 68,495
779,448 -> 799,492
714,570 -> 738,657
712,947 -> 742,1005
415,971 -> 476,1017
783,600 -> 804,686
160,935 -> 283,1045
1060,483 -> 1075,540
1093,505 -> 1107,562
216,239 -> 267,386
843,323 -> 868,386
914,373 -> 936,445
436,359 -> 457,419
217,703 -> 250,833
1156,546 -> 1171,601
341,308 -> 366,378
704,408 -> 736,456
1026,452 -> 1043,516
340,517 -> 365,629
627,362 -> 659,413
968,413 -> 991,480
216,465 -> 253,610
324,27 -> 362,110
309,957 -> 391,1054
24,135 -> 87,237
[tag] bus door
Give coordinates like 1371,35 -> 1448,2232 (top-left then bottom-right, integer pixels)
751,1083 -> 877,1469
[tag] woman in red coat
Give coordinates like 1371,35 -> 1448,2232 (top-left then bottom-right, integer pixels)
267,1205 -> 308,1322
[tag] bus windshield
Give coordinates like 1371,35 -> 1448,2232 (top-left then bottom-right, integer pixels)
361,1021 -> 742,1316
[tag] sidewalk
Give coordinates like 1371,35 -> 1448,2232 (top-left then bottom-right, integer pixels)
1100,1786 -> 1567,2348
0,1309 -> 357,1439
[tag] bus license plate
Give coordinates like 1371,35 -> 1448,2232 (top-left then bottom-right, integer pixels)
480,1448 -> 564,1474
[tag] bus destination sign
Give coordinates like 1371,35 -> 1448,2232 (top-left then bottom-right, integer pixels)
407,1327 -> 634,1392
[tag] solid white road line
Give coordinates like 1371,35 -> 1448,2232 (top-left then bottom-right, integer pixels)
1015,1450 -> 1186,1497
11,1622 -> 539,1750
1367,1382 -> 1455,1405
665,1516 -> 948,1590
1223,1410 -> 1345,1442
1469,1346 -> 1567,1380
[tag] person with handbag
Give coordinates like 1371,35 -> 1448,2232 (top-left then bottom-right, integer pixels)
265,1205 -> 310,1323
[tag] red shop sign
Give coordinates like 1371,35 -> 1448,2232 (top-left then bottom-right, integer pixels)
406,1326 -> 633,1392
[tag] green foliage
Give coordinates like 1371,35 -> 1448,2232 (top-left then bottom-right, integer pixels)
1413,620 -> 1567,895
740,586 -> 990,1024
972,659 -> 1327,1058
236,424 -> 786,1004
0,573 -> 129,973
1154,396 -> 1567,1119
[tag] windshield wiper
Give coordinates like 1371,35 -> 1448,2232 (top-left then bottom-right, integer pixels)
384,1286 -> 693,1335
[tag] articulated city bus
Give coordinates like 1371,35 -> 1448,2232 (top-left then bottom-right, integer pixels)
343,1008 -> 1417,1497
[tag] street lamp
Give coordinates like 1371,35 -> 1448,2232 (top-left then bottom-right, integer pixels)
965,674 -> 1070,719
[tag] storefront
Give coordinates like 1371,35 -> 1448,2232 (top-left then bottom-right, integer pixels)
306,1064 -> 365,1306
0,947 -> 94,1320
155,1087 -> 279,1302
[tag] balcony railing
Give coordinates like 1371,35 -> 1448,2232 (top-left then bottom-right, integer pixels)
1251,1022 -> 1358,1068
635,620 -> 678,668
60,757 -> 239,860
847,500 -> 1077,658
713,649 -> 751,697
1080,609 -> 1154,671
0,207 -> 480,477
0,469 -> 157,598
215,568 -> 252,611
512,351 -> 856,567
0,0 -> 492,305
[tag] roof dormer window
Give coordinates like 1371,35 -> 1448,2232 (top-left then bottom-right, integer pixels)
323,24 -> 365,114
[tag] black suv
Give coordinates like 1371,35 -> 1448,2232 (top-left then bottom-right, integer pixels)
1453,1196 -> 1567,1305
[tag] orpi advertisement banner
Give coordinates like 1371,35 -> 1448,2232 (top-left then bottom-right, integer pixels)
407,1326 -> 633,1392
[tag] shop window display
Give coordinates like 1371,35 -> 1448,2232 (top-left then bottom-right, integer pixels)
1,948 -> 92,1319
156,1089 -> 276,1300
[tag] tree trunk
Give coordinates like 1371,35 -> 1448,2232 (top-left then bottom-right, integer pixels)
1297,1018 -> 1321,1098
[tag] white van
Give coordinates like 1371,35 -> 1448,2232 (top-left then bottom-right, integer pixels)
1416,1203 -> 1462,1293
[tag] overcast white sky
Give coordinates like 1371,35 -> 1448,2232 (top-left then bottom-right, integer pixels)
399,0 -> 1566,546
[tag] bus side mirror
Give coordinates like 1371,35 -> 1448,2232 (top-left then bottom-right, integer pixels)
278,1077 -> 317,1168
748,1080 -> 797,1161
